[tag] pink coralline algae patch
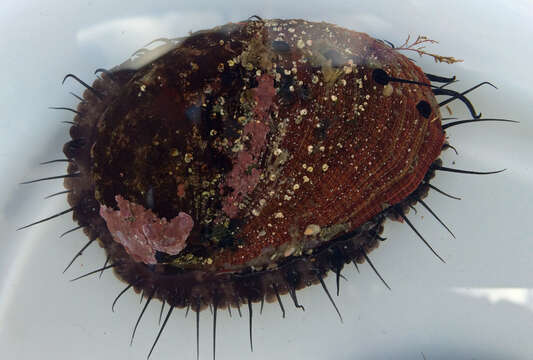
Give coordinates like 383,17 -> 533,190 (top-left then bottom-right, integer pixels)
222,152 -> 262,217
221,75 -> 274,218
243,118 -> 270,154
100,195 -> 194,264
252,74 -> 276,120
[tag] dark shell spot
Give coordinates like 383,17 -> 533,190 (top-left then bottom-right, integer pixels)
416,100 -> 432,118
372,68 -> 390,85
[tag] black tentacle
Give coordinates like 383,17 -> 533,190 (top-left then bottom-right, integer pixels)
148,306 -> 174,359
40,159 -> 72,165
287,277 -> 305,311
432,87 -> 481,118
63,239 -> 95,273
20,173 -> 80,185
442,143 -> 459,155
212,299 -> 218,360
48,106 -> 82,115
248,15 -> 264,22
371,229 -> 387,242
418,199 -> 455,238
236,302 -> 242,318
352,259 -> 360,273
70,92 -> 85,102
329,246 -> 345,296
131,289 -> 156,345
17,207 -> 76,230
272,283 -> 286,318
112,282 -> 135,312
316,271 -> 343,322
438,80 -> 457,89
159,300 -> 165,325
335,268 -> 341,296
362,250 -> 391,290
373,68 -> 433,88
63,74 -> 104,100
438,82 -> 497,108
381,39 -> 396,48
94,68 -> 114,78
248,298 -> 254,352
431,164 -> 505,175
195,300 -> 200,360
99,256 -> 110,279
70,263 -> 118,282
442,118 -> 518,130
425,73 -> 456,83
394,208 -> 445,263
59,225 -> 83,238
44,190 -> 72,199
426,183 -> 461,200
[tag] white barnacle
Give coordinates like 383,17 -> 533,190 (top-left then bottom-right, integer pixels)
274,211 -> 285,219
184,153 -> 193,163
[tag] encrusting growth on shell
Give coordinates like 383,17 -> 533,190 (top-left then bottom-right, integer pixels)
100,195 -> 194,264
304,224 -> 321,236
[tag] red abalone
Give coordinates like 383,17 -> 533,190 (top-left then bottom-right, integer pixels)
19,17 -> 505,358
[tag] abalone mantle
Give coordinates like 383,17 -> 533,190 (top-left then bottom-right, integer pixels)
65,19 -> 444,275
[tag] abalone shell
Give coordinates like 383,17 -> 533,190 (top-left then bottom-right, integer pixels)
63,18 -> 444,308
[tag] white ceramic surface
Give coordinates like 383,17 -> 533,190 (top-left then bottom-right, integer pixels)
1,1 -> 532,359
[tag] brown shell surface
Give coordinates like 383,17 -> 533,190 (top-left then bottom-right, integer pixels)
65,19 -> 444,275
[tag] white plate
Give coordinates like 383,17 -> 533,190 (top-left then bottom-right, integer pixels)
1,1 -> 532,359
